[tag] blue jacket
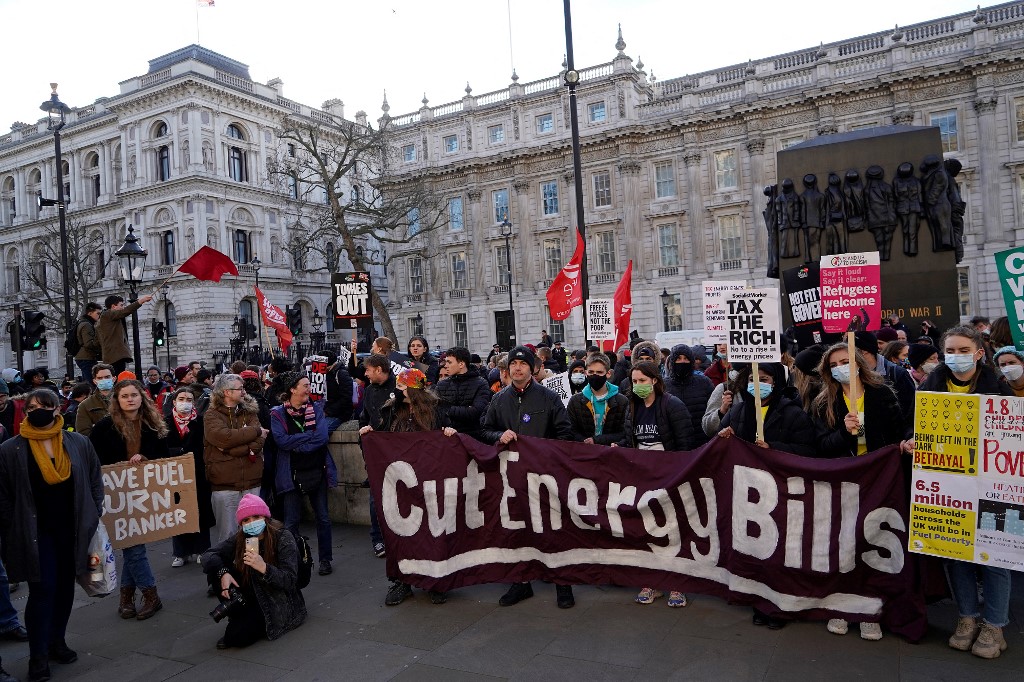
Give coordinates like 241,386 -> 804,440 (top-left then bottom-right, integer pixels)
267,400 -> 338,496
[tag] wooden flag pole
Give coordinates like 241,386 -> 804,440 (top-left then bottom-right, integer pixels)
752,360 -> 764,443
847,330 -> 862,433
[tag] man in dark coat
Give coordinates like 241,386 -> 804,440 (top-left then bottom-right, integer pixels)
358,355 -> 400,559
72,302 -> 103,381
664,345 -> 714,448
321,350 -> 353,432
480,346 -> 575,609
434,347 -> 491,441
95,294 -> 153,375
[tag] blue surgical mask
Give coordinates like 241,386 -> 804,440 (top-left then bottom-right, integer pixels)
242,519 -> 266,537
944,353 -> 977,374
97,378 -> 114,391
746,382 -> 772,400
831,364 -> 851,384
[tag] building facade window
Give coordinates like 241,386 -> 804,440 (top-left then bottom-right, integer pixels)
493,189 -> 509,223
654,162 -> 675,198
779,135 -> 803,150
596,231 -> 616,274
495,245 -> 510,285
718,214 -> 743,261
1015,97 -> 1024,144
543,238 -> 562,280
443,134 -> 458,153
450,251 -> 467,290
154,122 -> 168,138
288,173 -> 298,199
92,175 -> 101,206
452,313 -> 468,349
325,302 -> 335,332
930,109 -> 959,153
239,300 -> 254,332
449,196 -> 464,231
545,306 -> 565,344
163,231 -> 175,265
157,146 -> 170,181
409,316 -> 424,338
536,113 -> 553,134
714,149 -> 737,190
593,171 -> 611,208
662,293 -> 683,332
227,124 -> 245,140
658,224 -> 679,267
234,230 -> 250,263
487,124 -> 505,144
351,185 -> 361,205
588,102 -> 606,123
402,144 -> 416,162
408,257 -> 423,294
407,207 -> 421,236
957,266 -> 971,317
287,143 -> 296,157
229,146 -> 247,182
166,302 -> 177,336
542,180 -> 559,215
325,242 -> 336,270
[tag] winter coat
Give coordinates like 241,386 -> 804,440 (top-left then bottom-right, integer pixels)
480,381 -> 574,443
435,371 -> 492,439
702,381 -> 744,437
74,390 -> 111,437
164,411 -> 215,529
88,416 -> 170,466
204,398 -> 266,491
567,384 -> 631,445
322,363 -> 354,423
873,354 -> 917,429
664,345 -> 714,449
0,431 -> 103,582
0,399 -> 25,437
267,400 -> 338,497
95,300 -> 145,364
627,392 -> 693,452
811,383 -> 907,458
359,374 -> 400,431
918,362 -> 1014,397
73,315 -> 101,361
202,525 -> 306,641
720,387 -> 815,456
704,359 -> 729,388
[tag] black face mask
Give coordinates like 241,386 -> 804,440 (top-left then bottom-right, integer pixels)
586,375 -> 607,391
26,409 -> 56,428
672,363 -> 694,380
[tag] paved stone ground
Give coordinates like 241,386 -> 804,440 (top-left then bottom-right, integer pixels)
2,523 -> 1023,681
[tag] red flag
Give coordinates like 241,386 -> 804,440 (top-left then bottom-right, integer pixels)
545,230 -> 585,321
612,260 -> 632,351
177,246 -> 238,282
255,287 -> 293,353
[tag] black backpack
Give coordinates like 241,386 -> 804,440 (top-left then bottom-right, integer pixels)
65,321 -> 85,357
292,530 -> 313,589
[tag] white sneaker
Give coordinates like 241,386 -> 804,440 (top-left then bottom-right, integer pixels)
827,618 -> 848,635
171,556 -> 185,568
859,622 -> 883,641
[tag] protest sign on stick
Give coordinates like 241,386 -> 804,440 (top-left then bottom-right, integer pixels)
725,287 -> 781,443
101,455 -> 199,550
819,252 -> 881,333
586,299 -> 615,346
306,354 -> 328,401
702,280 -> 747,345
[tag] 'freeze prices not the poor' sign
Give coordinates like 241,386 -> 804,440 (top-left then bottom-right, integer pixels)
586,299 -> 615,342
819,252 -> 882,333
725,288 -> 781,363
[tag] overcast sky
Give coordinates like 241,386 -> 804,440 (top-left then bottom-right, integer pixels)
0,0 -> 982,132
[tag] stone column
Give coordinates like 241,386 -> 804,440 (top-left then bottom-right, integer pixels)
99,142 -> 110,199
69,151 -> 80,207
171,111 -> 181,177
211,114 -> 222,178
974,96 -> 1002,241
15,168 -> 27,222
189,106 -> 203,172
512,179 -> 532,287
616,159 -> 643,277
682,149 -> 706,274
467,189 -> 484,294
134,125 -> 144,187
745,137 -> 767,265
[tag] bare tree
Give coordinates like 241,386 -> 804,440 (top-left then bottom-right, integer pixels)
22,217 -> 113,338
270,114 -> 448,340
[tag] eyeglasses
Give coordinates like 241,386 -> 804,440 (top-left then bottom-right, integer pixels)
224,387 -> 244,393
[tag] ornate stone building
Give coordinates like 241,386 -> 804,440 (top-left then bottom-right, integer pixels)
0,45 -> 386,374
384,3 -> 1024,350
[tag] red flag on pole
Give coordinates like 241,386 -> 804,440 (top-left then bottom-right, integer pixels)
177,246 -> 238,282
545,230 -> 586,321
611,260 -> 632,351
255,286 -> 293,353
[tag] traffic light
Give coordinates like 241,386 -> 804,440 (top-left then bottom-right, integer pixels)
152,320 -> 166,347
286,306 -> 302,334
248,323 -> 257,340
22,311 -> 45,350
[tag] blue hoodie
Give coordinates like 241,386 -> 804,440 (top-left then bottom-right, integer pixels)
582,381 -> 619,436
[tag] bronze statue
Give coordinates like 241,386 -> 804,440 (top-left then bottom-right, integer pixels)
944,158 -> 966,264
800,173 -> 826,263
920,154 -> 954,252
892,162 -> 923,256
864,165 -> 897,260
824,172 -> 847,254
842,169 -> 866,233
763,184 -> 780,278
775,178 -> 803,259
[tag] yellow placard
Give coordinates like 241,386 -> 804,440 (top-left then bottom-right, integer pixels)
913,392 -> 980,475
908,504 -> 975,561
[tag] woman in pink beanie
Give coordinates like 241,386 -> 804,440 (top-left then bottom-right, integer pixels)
201,494 -> 306,649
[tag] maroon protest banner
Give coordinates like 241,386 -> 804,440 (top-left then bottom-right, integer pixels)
362,432 -> 929,641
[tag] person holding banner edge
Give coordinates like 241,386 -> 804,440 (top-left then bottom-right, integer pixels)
917,325 -> 1014,659
993,346 -> 1024,397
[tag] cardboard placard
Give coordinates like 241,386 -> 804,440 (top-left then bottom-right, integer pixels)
306,354 -> 328,401
724,288 -> 782,363
332,272 -> 373,322
781,265 -> 824,347
702,280 -> 747,344
586,299 -> 615,343
542,372 -> 572,407
995,246 -> 1024,352
819,252 -> 882,333
101,455 -> 199,550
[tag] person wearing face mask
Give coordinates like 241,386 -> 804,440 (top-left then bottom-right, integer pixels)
702,363 -> 748,438
73,363 -> 115,437
993,346 -> 1024,397
703,344 -> 731,387
717,363 -> 815,457
164,387 -> 214,568
567,355 -> 630,446
0,389 -> 104,681
567,359 -> 587,394
907,343 -> 939,386
664,345 -> 714,448
201,494 -> 306,650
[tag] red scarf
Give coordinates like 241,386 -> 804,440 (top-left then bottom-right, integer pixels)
173,407 -> 197,438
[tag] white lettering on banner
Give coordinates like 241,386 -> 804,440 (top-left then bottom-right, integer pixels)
500,450 -> 526,530
732,466 -> 779,560
462,460 -> 486,529
382,461 -> 422,537
333,281 -> 371,317
568,478 -> 601,531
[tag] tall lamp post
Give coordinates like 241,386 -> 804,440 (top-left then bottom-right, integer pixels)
161,284 -> 172,371
310,308 -> 325,354
250,255 -> 263,361
500,218 -> 517,346
660,288 -> 672,332
562,2 -> 589,345
414,312 -> 423,338
39,84 -> 74,378
231,316 -> 243,362
116,225 -> 147,369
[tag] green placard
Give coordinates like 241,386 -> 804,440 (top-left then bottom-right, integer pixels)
994,246 -> 1024,352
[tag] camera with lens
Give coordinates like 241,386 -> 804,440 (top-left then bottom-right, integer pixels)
209,586 -> 246,623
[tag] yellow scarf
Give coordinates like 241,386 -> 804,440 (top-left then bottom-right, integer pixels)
20,415 -> 70,485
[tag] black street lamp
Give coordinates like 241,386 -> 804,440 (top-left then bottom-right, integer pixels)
660,288 -> 672,332
250,254 -> 263,361
310,308 -> 325,353
115,225 -> 147,369
562,3 -> 589,345
231,316 -> 243,361
39,84 -> 74,378
161,284 -> 172,371
414,312 -> 423,337
500,218 -> 517,345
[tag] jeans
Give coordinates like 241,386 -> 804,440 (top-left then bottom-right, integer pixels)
945,560 -> 1011,627
323,416 -> 342,435
75,359 -> 97,383
26,533 -> 75,658
368,487 -> 382,546
120,544 -> 156,589
0,557 -> 21,632
211,487 -> 260,545
282,481 -> 332,562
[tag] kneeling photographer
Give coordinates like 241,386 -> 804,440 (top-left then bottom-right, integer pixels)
201,494 -> 306,649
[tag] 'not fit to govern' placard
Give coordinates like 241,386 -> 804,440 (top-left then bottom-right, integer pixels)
725,288 -> 781,363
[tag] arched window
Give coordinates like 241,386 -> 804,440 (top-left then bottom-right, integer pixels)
239,300 -> 254,333
163,231 -> 175,265
158,146 -> 170,181
61,160 -> 70,198
288,173 -> 298,199
227,124 -> 245,140
325,301 -> 335,332
5,248 -> 20,295
31,243 -> 46,289
229,147 -> 246,182
154,122 -> 168,138
234,230 -> 250,264
166,302 -> 178,337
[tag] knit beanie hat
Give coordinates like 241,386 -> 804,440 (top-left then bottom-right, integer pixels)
174,366 -> 190,382
236,493 -> 271,524
994,346 -> 1024,364
908,343 -> 937,369
397,367 -> 427,389
876,327 -> 899,343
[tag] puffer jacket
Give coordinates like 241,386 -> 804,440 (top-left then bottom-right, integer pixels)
664,344 -> 714,448
566,383 -> 631,445
627,391 -> 693,451
434,371 -> 492,439
720,385 -> 815,456
204,396 -> 266,491
480,380 -> 573,443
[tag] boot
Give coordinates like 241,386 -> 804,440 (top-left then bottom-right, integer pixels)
136,586 -> 163,620
118,586 -> 137,619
